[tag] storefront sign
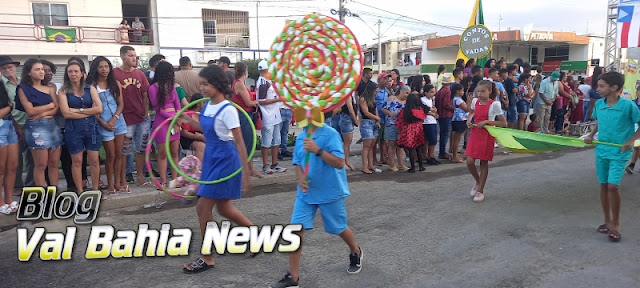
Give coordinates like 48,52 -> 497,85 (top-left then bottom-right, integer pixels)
559,61 -> 588,71
523,25 -> 556,41
541,61 -> 562,72
459,25 -> 493,59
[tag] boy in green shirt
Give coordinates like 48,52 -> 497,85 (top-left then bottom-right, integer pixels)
584,72 -> 640,242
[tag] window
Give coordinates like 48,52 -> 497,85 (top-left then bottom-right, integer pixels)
32,3 -> 69,26
203,20 -> 217,46
202,9 -> 249,48
544,46 -> 570,62
531,47 -> 539,65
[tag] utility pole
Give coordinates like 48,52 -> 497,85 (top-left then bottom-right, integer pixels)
339,0 -> 345,22
256,1 -> 260,58
498,14 -> 503,31
377,19 -> 382,75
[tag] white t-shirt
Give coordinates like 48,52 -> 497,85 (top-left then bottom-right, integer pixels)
420,96 -> 437,125
578,84 -> 591,102
471,98 -> 503,121
256,76 -> 282,126
201,100 -> 240,141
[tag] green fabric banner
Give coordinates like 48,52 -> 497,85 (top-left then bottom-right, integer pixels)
45,26 -> 76,43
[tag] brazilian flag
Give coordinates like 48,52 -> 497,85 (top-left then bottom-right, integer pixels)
45,26 -> 76,43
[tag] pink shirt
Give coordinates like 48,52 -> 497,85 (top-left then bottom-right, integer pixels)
148,83 -> 181,120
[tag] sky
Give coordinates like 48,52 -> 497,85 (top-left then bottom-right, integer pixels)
246,0 -> 608,46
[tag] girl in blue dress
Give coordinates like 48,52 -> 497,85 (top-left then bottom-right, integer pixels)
180,65 -> 254,274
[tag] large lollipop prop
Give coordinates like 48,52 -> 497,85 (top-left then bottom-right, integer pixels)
266,14 -> 363,181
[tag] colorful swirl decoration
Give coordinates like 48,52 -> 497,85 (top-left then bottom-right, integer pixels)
266,14 -> 364,115
266,14 -> 363,182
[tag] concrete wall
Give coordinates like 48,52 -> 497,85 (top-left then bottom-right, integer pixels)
569,45 -> 588,61
421,46 -> 458,65
492,45 -> 530,63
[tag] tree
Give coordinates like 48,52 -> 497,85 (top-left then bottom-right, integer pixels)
242,58 -> 265,81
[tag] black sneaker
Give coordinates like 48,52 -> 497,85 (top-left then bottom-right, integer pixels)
126,173 -> 134,184
426,158 -> 438,166
431,158 -> 441,165
269,272 -> 299,288
347,246 -> 363,274
278,153 -> 284,161
281,151 -> 293,157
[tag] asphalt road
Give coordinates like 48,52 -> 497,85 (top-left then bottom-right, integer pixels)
2,148 -> 640,288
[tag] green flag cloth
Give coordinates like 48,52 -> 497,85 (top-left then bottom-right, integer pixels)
45,26 -> 76,43
483,126 -> 626,153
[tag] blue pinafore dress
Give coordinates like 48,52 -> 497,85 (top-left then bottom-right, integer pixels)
196,101 -> 243,199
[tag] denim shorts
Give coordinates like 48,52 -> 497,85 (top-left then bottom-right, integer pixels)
65,118 -> 102,154
423,124 -> 437,146
99,116 -> 127,142
291,197 -> 347,235
0,119 -> 19,147
331,113 -> 355,135
124,118 -> 151,155
385,123 -> 398,141
516,99 -> 530,115
359,119 -> 378,140
25,118 -> 63,149
261,122 -> 282,148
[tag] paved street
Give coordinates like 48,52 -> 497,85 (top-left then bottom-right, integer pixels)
2,148 -> 640,288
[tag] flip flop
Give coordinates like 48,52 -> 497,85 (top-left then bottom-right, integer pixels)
183,257 -> 214,274
598,224 -> 610,234
361,170 -> 373,174
137,181 -> 154,187
251,172 -> 264,178
609,231 -> 621,242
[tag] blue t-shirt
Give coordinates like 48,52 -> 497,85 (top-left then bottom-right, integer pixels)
592,97 -> 640,160
375,88 -> 389,123
589,88 -> 602,100
292,125 -> 350,204
504,78 -> 517,108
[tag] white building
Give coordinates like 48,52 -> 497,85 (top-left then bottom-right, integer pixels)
0,0 -> 159,81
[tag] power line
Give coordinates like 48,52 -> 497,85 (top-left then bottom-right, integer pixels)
0,13 -> 308,20
351,0 -> 465,31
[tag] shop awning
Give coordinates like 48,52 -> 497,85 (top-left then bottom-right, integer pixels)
560,61 -> 588,71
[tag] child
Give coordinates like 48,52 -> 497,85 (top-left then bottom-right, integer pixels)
451,83 -> 469,163
180,65 -> 255,273
421,84 -> 439,165
465,80 -> 507,202
625,86 -> 640,175
396,92 -> 426,173
584,72 -> 640,242
527,114 -> 541,132
269,117 -> 362,288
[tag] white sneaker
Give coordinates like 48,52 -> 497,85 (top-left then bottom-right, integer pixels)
473,192 -> 484,203
373,168 -> 382,173
263,165 -> 274,175
0,204 -> 10,215
9,201 -> 18,213
470,185 -> 478,197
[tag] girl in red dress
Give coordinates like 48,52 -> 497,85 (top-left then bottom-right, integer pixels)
465,80 -> 507,202
396,92 -> 426,173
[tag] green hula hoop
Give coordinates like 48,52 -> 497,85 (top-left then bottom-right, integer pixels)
165,97 -> 257,185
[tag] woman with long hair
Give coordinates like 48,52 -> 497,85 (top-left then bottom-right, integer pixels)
381,85 -> 409,171
568,76 -> 584,124
586,66 -> 604,121
148,61 -> 181,188
396,92 -> 426,173
87,56 -> 127,195
410,75 -> 424,93
0,80 -> 19,214
58,62 -> 103,195
119,19 -> 130,44
483,58 -> 496,78
15,58 -> 63,189
436,65 -> 446,91
463,58 -> 476,77
180,65 -> 255,273
231,62 -> 262,178
359,82 -> 381,174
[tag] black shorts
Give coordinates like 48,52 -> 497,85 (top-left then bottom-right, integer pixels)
180,134 -> 203,150
451,121 -> 467,133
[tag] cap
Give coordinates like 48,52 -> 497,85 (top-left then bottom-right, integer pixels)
258,60 -> 269,71
551,71 -> 561,81
442,78 -> 453,84
377,72 -> 390,81
218,56 -> 231,65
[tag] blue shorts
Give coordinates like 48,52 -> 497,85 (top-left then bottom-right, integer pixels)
290,197 -> 348,235
385,123 -> 398,141
25,118 -> 63,149
99,116 -> 127,142
423,124 -> 437,146
596,157 -> 626,186
507,106 -> 518,123
261,122 -> 282,148
0,119 -> 19,147
65,118 -> 102,154
359,119 -> 378,140
124,118 -> 151,154
331,113 -> 354,134
517,99 -> 530,115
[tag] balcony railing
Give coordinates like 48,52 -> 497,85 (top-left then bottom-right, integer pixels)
204,34 -> 249,48
0,22 -> 154,45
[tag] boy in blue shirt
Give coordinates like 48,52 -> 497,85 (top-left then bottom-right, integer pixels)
584,72 -> 640,242
270,121 -> 362,288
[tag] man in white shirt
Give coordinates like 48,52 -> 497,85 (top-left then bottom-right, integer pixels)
257,60 -> 286,174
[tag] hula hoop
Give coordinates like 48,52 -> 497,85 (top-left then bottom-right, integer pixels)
165,97 -> 257,185
144,113 -> 198,199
